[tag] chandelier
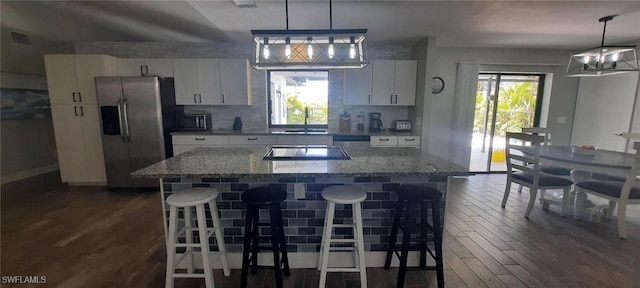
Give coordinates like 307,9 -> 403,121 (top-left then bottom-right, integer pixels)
251,0 -> 368,69
567,15 -> 638,77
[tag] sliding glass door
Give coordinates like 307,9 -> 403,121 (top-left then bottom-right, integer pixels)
470,73 -> 544,172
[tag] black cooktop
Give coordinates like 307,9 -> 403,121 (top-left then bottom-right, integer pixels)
263,146 -> 351,160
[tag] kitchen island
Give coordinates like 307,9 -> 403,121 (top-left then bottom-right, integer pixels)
131,146 -> 469,268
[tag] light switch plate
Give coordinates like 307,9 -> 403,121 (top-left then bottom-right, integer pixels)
557,116 -> 566,124
294,183 -> 306,199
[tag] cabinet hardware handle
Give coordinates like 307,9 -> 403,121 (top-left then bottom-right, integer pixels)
395,95 -> 398,104
198,94 -> 202,103
72,92 -> 77,102
77,92 -> 82,102
117,98 -> 127,142
122,99 -> 131,142
195,137 -> 205,140
247,137 -> 258,140
79,106 -> 84,116
368,94 -> 371,104
140,65 -> 145,76
194,94 -> 198,103
390,95 -> 393,104
74,106 -> 79,116
404,138 -> 415,141
145,65 -> 149,76
380,138 -> 390,141
221,94 -> 225,103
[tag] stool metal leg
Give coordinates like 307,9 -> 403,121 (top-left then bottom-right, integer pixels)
420,202 -> 428,268
184,206 -> 194,274
354,202 -> 367,288
240,206 -> 254,288
165,206 -> 178,288
276,206 -> 290,276
209,200 -> 231,277
250,208 -> 260,275
352,206 -> 360,271
319,202 -> 336,288
196,205 -> 214,288
269,204 -> 283,288
384,198 -> 404,269
432,202 -> 445,288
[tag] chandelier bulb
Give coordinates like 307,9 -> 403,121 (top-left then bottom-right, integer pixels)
285,44 -> 292,59
263,44 -> 270,60
611,53 -> 619,61
583,56 -> 590,64
307,37 -> 314,59
328,44 -> 335,59
349,44 -> 356,59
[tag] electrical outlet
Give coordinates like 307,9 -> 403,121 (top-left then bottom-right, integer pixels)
557,116 -> 566,124
251,114 -> 261,122
294,183 -> 306,199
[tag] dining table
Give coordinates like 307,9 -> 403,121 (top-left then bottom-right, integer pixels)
538,145 -> 635,219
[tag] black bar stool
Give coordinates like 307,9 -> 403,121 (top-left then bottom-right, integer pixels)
240,186 -> 290,288
384,184 -> 444,288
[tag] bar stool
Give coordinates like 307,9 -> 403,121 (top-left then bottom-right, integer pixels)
165,187 -> 230,288
318,185 -> 367,288
384,184 -> 444,288
240,186 -> 290,288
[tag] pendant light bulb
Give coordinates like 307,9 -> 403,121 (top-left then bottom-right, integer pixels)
349,44 -> 356,59
285,44 -> 292,59
583,56 -> 590,64
328,44 -> 335,59
307,37 -> 314,59
611,53 -> 619,61
263,45 -> 270,60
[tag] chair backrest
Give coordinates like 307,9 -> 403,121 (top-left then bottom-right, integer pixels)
617,132 -> 640,153
521,127 -> 552,145
620,141 -> 640,201
505,132 -> 545,183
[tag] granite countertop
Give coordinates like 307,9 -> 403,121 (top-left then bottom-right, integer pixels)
131,146 -> 470,178
171,128 -> 416,137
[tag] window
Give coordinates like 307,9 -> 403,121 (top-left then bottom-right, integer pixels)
268,70 -> 329,127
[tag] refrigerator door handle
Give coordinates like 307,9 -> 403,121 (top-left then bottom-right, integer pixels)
72,92 -> 77,102
140,66 -> 144,76
74,106 -> 79,116
116,99 -> 127,142
194,94 -> 198,103
122,98 -> 132,142
77,92 -> 82,102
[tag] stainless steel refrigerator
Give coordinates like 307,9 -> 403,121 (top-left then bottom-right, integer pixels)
96,77 -> 179,189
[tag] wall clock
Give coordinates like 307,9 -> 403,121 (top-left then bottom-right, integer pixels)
432,77 -> 445,94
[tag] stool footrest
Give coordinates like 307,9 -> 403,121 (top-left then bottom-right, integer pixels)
326,268 -> 362,273
329,238 -> 357,243
175,243 -> 203,248
171,273 -> 207,278
176,227 -> 215,239
331,224 -> 354,228
327,247 -> 355,252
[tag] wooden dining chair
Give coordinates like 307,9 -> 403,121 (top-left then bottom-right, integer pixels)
517,127 -> 572,193
502,132 -> 574,218
575,142 -> 640,239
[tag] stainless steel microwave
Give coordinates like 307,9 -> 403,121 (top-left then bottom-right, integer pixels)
176,114 -> 211,131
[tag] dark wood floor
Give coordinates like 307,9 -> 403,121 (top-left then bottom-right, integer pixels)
2,174 -> 639,288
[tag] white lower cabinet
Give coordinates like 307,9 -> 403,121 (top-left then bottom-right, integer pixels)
172,135 -> 230,155
276,135 -> 333,145
370,135 -> 420,148
50,104 -> 107,183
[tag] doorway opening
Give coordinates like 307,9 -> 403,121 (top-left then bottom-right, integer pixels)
470,73 -> 545,172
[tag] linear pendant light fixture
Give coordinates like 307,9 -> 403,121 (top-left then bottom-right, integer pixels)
251,0 -> 368,69
567,15 -> 638,77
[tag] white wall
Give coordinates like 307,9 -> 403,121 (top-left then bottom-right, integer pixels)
424,46 -> 580,165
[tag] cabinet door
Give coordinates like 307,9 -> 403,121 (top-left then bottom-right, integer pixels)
44,55 -> 78,105
219,59 -> 251,105
75,55 -> 117,104
371,60 -> 396,105
197,59 -> 222,105
393,60 -> 417,106
173,59 -> 199,105
397,135 -> 421,147
50,104 -> 87,182
343,65 -> 373,105
79,105 -> 107,182
117,58 -> 146,76
145,58 -> 174,77
370,136 -> 398,147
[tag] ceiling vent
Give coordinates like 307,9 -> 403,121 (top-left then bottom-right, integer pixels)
11,31 -> 31,46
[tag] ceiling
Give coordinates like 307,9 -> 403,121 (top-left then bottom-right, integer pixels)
2,1 -> 640,49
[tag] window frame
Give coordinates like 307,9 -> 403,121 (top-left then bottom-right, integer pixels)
267,69 -> 329,129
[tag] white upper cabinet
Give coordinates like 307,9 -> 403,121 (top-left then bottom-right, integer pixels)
117,58 -> 174,77
45,54 -> 118,104
343,64 -> 373,105
219,59 -> 251,105
173,58 -> 251,105
371,60 -> 417,106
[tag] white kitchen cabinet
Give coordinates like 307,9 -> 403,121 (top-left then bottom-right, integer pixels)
370,135 -> 421,148
45,54 -> 118,104
117,58 -> 174,77
343,64 -> 373,105
172,135 -> 230,155
50,104 -> 107,183
173,58 -> 251,105
230,135 -> 276,145
276,135 -> 333,145
371,60 -> 417,106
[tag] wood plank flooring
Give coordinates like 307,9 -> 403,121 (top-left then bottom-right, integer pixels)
1,174 -> 639,287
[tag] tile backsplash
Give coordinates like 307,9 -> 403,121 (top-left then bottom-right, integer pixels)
76,42 -> 414,131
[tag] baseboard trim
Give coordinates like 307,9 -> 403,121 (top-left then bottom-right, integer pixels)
1,164 -> 59,185
174,251 -> 435,270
